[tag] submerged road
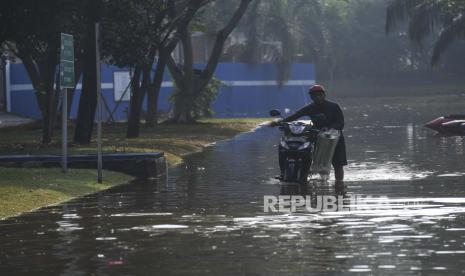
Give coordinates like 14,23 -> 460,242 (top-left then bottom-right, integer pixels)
1,101 -> 465,275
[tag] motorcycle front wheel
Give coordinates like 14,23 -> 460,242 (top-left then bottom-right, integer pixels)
283,162 -> 297,182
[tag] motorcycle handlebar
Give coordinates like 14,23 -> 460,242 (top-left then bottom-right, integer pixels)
270,121 -> 320,133
270,120 -> 332,131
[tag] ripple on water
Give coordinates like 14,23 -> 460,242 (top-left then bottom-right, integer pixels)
56,221 -> 83,232
151,224 -> 189,229
110,212 -> 173,217
95,237 -> 117,241
437,173 -> 465,177
343,162 -> 433,181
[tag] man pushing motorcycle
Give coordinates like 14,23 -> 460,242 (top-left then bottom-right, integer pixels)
270,84 -> 347,181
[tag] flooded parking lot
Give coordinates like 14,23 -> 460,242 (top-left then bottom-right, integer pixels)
1,98 -> 465,275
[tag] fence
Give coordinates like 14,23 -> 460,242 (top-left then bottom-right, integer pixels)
5,62 -> 315,120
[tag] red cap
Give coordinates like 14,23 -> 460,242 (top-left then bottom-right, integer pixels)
309,84 -> 325,94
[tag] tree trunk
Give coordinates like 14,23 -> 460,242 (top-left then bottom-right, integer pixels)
17,45 -> 59,144
74,48 -> 97,144
126,65 -> 147,138
39,45 -> 59,144
74,23 -> 98,144
171,30 -> 195,123
19,53 -> 46,116
168,0 -> 251,123
171,84 -> 195,123
197,0 -> 252,93
73,0 -> 101,144
146,53 -> 167,127
74,51 -> 97,144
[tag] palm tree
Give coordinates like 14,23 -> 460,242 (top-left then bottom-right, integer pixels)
242,0 -> 325,85
386,0 -> 465,65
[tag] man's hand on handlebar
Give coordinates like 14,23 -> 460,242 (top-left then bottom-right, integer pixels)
269,119 -> 283,127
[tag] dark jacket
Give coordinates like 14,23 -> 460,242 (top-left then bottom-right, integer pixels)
283,100 -> 344,130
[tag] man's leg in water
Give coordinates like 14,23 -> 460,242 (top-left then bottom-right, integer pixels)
332,136 -> 347,181
279,149 -> 285,177
334,165 -> 344,181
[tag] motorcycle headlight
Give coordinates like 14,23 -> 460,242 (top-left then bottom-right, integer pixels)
289,125 -> 306,134
298,142 -> 311,150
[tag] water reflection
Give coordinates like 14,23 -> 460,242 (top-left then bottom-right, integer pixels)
1,101 -> 465,275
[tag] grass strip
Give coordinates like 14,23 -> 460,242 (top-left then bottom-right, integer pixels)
0,167 -> 134,219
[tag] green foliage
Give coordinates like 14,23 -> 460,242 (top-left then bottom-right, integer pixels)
101,0 -> 169,68
169,75 -> 223,119
386,0 -> 465,65
193,76 -> 222,118
0,0 -> 90,69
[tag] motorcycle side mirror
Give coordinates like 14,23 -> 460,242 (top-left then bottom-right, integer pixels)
269,109 -> 281,117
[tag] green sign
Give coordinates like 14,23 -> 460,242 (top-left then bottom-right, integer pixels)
60,33 -> 74,88
60,61 -> 75,88
60,33 -> 74,61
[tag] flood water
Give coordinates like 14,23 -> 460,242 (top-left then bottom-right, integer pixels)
1,97 -> 465,275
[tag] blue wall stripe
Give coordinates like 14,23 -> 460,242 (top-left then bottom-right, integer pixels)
10,80 -> 314,92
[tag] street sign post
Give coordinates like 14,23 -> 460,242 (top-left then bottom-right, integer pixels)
95,23 -> 103,183
60,33 -> 74,88
60,33 -> 74,173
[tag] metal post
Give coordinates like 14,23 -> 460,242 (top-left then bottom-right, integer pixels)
5,60 -> 11,112
96,22 -> 103,183
0,57 -> 5,111
62,88 -> 67,173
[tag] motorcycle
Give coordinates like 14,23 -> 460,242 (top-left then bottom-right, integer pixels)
269,109 -> 318,183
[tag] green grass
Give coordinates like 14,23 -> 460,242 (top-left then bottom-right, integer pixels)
0,167 -> 134,219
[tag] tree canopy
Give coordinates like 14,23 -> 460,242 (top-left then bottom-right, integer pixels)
386,0 -> 465,65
